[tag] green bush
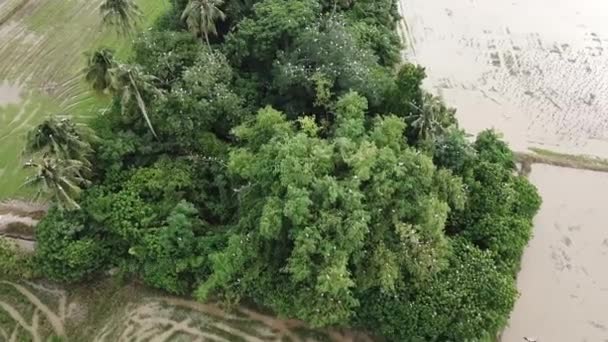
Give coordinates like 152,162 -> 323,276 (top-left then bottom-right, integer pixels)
356,238 -> 517,342
35,209 -> 108,282
0,238 -> 35,279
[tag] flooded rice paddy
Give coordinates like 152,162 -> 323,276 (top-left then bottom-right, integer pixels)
502,165 -> 608,342
401,0 -> 608,158
0,0 -> 165,199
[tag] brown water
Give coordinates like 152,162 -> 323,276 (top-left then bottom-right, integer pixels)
501,165 -> 608,342
400,0 -> 608,158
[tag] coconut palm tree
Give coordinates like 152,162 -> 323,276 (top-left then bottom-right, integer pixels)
181,0 -> 226,48
410,92 -> 456,142
84,48 -> 116,94
22,155 -> 91,210
110,63 -> 160,138
100,0 -> 142,35
25,116 -> 96,166
83,49 -> 160,138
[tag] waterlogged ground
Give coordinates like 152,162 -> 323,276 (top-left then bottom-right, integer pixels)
400,0 -> 608,158
0,0 -> 166,199
502,165 -> 608,342
0,279 -> 371,341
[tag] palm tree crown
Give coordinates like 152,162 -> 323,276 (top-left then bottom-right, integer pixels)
83,49 -> 160,138
411,92 -> 456,142
100,0 -> 142,35
110,63 -> 161,138
181,0 -> 226,47
84,48 -> 116,94
22,155 -> 91,210
25,116 -> 96,165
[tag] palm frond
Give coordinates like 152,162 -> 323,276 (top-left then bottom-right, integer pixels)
84,48 -> 116,94
21,155 -> 90,210
100,0 -> 142,35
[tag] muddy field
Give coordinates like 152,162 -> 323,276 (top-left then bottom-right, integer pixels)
0,279 -> 370,341
400,0 -> 608,158
501,165 -> 608,342
0,0 -> 165,199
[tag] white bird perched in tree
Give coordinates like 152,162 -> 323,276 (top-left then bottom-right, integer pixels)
523,337 -> 537,342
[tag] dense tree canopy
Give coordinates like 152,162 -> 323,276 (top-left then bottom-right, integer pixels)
195,93 -> 462,326
28,0 -> 542,340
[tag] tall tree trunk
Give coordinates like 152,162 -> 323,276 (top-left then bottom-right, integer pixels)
204,31 -> 211,50
128,72 -> 158,139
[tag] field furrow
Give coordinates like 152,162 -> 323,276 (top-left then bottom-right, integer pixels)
0,0 -> 165,198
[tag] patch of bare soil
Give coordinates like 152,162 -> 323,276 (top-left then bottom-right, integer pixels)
0,200 -> 46,251
93,296 -> 372,342
0,80 -> 21,105
0,280 -> 373,341
0,200 -> 47,219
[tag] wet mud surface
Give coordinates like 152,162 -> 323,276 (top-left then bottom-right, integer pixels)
501,165 -> 608,342
401,0 -> 608,157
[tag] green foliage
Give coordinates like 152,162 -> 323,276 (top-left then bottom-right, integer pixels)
150,50 -> 246,147
83,48 -> 162,138
25,115 -> 96,163
511,176 -> 542,219
181,0 -> 227,46
91,189 -> 156,242
84,48 -> 116,94
384,63 -> 425,113
22,116 -> 95,209
133,31 -> 201,86
222,0 -> 259,23
132,201 -> 220,294
0,238 -> 35,279
347,0 -> 399,27
410,92 -> 457,144
271,18 -> 390,115
447,130 -> 541,273
111,63 -> 162,138
223,0 -> 321,68
347,20 -> 400,66
83,159 -> 194,244
22,157 -> 92,210
474,129 -> 515,169
36,209 -> 108,282
357,238 -> 517,342
342,0 -> 401,66
197,92 -> 460,327
100,0 -> 142,35
92,124 -> 140,172
433,128 -> 476,175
